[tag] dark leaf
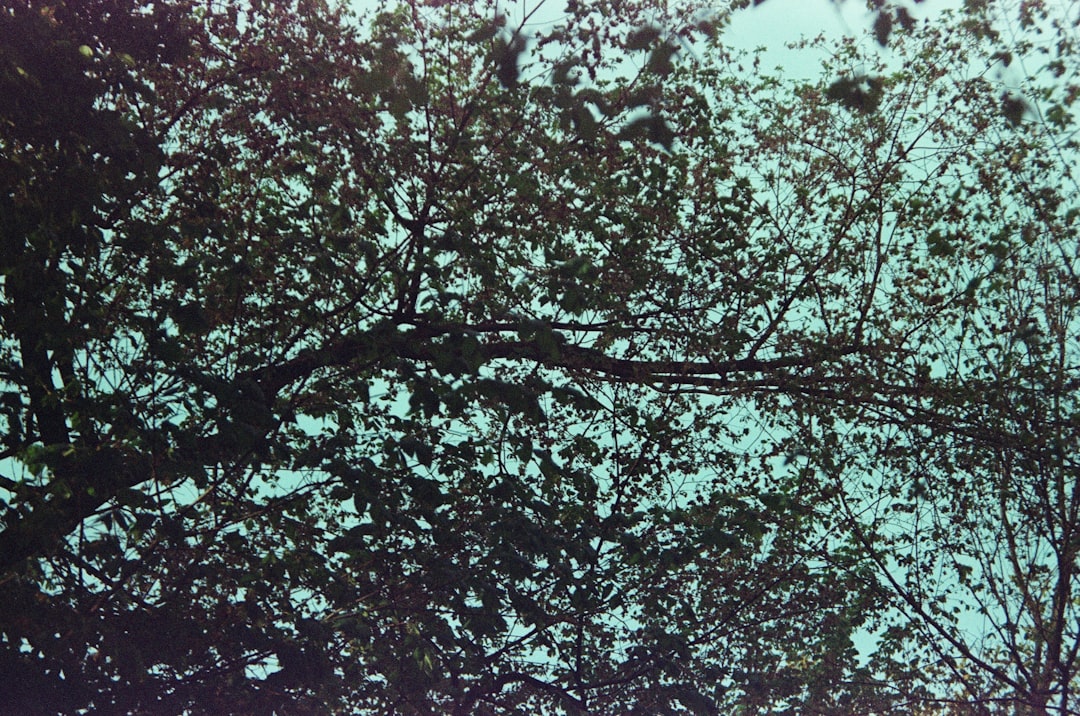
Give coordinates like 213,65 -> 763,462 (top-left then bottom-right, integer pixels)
1001,92 -> 1028,126
626,25 -> 662,51
873,10 -> 893,46
495,32 -> 526,88
825,75 -> 884,114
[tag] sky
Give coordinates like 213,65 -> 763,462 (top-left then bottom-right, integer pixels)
720,0 -> 966,76
353,0 -> 940,58
724,0 -> 883,57
378,0 -> 963,83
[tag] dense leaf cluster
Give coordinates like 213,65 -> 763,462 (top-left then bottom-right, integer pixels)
2,0 -> 1079,713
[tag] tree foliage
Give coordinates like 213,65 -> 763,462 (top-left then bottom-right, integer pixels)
2,0 -> 1079,713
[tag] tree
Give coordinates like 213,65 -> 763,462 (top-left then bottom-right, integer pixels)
780,4 -> 1080,712
1,0 -> 1077,713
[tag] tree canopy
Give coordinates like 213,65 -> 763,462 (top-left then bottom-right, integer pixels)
2,0 -> 1080,713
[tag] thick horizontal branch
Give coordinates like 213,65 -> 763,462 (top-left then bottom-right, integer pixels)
251,319 -> 857,397
0,319 -> 901,579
